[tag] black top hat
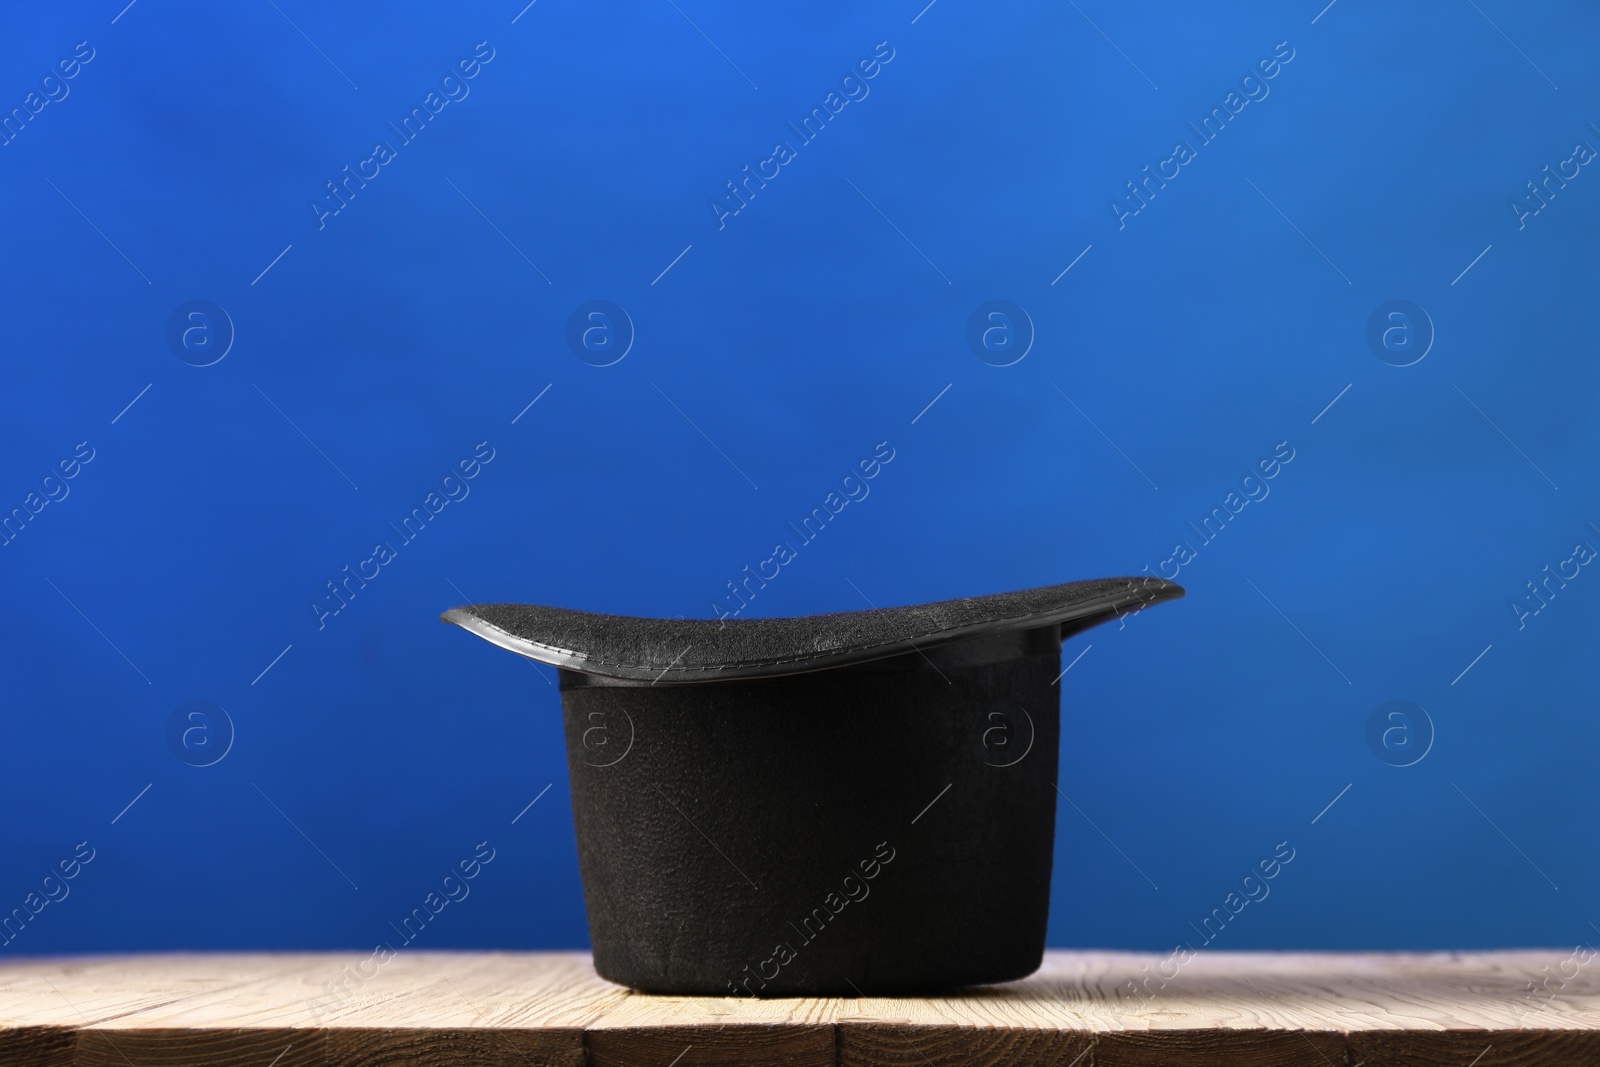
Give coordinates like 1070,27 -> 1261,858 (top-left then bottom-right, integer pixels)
443,576 -> 1181,995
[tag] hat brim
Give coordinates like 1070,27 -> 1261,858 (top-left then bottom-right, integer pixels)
441,576 -> 1182,685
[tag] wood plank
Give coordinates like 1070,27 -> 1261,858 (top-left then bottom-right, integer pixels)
3,950 -> 1599,1065
1093,1029 -> 1347,1067
75,1028 -> 322,1067
586,1025 -> 835,1067
838,1025 -> 1092,1067
579,966 -> 839,1066
325,1027 -> 583,1067
0,1026 -> 74,1067
1346,1030 -> 1600,1067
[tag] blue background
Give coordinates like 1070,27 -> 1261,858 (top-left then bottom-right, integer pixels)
3,0 -> 1598,961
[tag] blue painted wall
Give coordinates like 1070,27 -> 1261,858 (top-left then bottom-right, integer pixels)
3,0 -> 1597,964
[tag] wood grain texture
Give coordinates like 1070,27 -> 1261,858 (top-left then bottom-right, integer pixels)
838,1024 -> 1092,1067
1,950 -> 1596,1066
1092,1029 -> 1346,1067
0,1026 -> 73,1067
1345,1029 -> 1600,1066
586,1024 -> 834,1066
75,1028 -> 322,1067
325,1028 -> 583,1067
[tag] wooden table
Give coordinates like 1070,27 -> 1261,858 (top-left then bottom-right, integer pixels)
2,950 -> 1595,1065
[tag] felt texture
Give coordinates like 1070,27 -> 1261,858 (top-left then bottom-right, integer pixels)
561,646 -> 1064,995
442,576 -> 1181,684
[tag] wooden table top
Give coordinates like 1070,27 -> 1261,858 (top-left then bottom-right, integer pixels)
1,949 -> 1595,1065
